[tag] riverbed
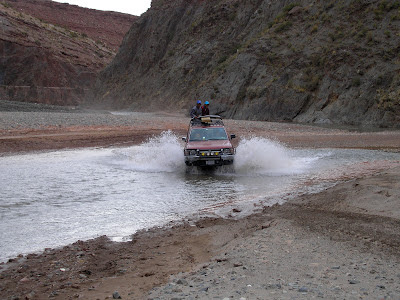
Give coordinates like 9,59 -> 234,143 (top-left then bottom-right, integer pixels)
1,131 -> 399,262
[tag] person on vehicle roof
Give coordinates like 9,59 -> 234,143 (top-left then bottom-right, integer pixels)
202,101 -> 210,116
190,100 -> 202,118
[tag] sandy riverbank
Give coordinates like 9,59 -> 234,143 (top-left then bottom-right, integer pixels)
0,111 -> 400,299
1,110 -> 400,154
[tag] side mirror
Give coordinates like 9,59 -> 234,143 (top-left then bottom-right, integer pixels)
182,137 -> 187,142
230,134 -> 236,139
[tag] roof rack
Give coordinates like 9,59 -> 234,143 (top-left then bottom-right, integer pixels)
190,115 -> 224,126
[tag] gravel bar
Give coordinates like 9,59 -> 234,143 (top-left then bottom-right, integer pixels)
0,100 -> 189,131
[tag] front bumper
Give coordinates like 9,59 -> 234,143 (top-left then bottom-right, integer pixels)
184,154 -> 235,166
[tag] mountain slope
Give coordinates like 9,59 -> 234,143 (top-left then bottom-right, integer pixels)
93,0 -> 400,127
4,0 -> 137,51
0,1 -> 136,105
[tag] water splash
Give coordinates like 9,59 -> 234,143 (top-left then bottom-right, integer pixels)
114,133 -> 320,176
114,131 -> 184,173
234,137 -> 316,175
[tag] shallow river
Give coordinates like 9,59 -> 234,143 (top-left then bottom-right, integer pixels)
1,132 -> 399,262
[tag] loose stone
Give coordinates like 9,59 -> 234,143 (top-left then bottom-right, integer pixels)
298,287 -> 308,293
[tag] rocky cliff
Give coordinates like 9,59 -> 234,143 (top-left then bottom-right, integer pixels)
0,0 -> 136,105
4,0 -> 137,51
93,0 -> 400,127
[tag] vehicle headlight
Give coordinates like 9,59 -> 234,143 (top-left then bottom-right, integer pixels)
184,150 -> 198,156
222,148 -> 233,155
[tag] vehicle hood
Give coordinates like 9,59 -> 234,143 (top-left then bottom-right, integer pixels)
185,140 -> 233,150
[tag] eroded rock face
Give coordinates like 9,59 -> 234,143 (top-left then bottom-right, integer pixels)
0,0 -> 136,105
94,0 -> 399,127
5,0 -> 137,51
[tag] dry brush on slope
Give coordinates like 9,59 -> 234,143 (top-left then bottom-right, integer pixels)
93,0 -> 400,127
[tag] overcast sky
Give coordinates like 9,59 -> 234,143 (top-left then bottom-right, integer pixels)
52,0 -> 152,16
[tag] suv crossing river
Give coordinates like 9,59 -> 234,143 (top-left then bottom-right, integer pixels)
182,115 -> 236,167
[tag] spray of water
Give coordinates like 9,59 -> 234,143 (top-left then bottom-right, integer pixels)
234,137 -> 313,175
113,133 -> 316,175
116,131 -> 184,172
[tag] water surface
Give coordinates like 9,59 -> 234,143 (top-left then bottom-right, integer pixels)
1,132 -> 399,261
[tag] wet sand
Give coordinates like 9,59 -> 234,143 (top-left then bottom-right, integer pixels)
1,111 -> 400,299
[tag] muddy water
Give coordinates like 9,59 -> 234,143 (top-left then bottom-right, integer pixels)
1,132 -> 399,261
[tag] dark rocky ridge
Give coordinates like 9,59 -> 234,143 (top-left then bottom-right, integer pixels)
93,0 -> 400,127
0,1 -> 136,106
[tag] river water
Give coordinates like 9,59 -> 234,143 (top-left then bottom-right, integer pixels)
1,131 -> 399,262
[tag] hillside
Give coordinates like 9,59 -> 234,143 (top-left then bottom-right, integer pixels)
0,0 -> 136,105
93,0 -> 400,127
4,0 -> 137,51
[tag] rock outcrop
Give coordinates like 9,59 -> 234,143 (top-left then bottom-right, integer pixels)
93,0 -> 400,127
5,0 -> 137,51
0,1 -> 136,105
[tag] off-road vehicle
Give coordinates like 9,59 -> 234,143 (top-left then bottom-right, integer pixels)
182,115 -> 236,167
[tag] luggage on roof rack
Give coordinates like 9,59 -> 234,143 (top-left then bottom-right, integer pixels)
190,115 -> 224,126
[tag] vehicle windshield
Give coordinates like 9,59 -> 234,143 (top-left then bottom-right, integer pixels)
189,128 -> 228,141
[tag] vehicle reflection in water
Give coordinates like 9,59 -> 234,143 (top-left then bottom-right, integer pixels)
0,132 -> 399,262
